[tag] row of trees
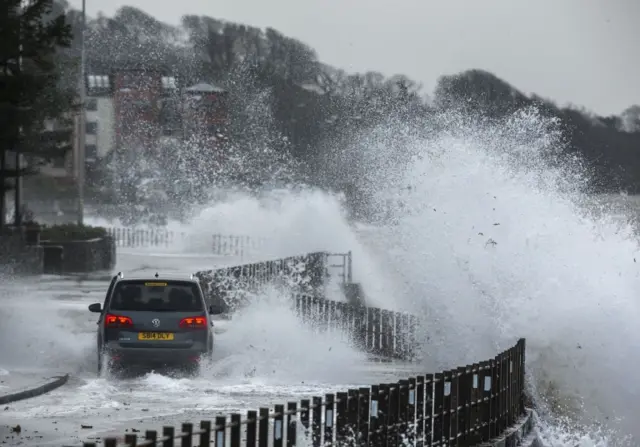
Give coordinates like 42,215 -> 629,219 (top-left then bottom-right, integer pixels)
3,1 -> 640,225
63,4 -> 430,222
70,5 -> 640,192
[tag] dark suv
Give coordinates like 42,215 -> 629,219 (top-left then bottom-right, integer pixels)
88,272 -> 224,375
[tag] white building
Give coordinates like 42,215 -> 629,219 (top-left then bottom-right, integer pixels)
85,73 -> 180,156
34,118 -> 74,178
85,74 -> 115,162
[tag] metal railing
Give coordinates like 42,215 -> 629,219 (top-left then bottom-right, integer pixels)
293,294 -> 418,360
84,339 -> 528,447
105,227 -> 266,256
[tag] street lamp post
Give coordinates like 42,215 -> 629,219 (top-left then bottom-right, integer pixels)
75,0 -> 86,225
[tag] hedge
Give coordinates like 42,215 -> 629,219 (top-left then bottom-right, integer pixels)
39,224 -> 108,242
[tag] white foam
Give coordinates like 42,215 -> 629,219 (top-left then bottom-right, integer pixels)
204,286 -> 369,383
89,189 -> 396,305
345,108 -> 640,443
0,279 -> 97,373
34,103 -> 638,445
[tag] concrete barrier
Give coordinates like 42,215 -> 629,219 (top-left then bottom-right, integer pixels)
0,373 -> 69,405
40,236 -> 116,274
0,230 -> 44,275
42,245 -> 64,274
479,409 -> 537,446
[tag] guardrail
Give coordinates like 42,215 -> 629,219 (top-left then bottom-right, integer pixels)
195,253 -> 413,359
105,227 -> 265,256
195,252 -> 328,305
212,234 -> 265,257
293,294 -> 417,360
106,227 -> 182,248
86,339 -> 530,447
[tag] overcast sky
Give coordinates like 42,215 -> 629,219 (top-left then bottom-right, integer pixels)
68,0 -> 639,116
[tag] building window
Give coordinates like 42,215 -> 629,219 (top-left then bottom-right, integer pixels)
86,122 -> 97,135
86,98 -> 97,111
87,75 -> 110,89
85,144 -> 98,160
162,76 -> 177,90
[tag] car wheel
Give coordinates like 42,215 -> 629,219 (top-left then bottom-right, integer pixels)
201,345 -> 213,367
184,361 -> 200,376
97,351 -> 103,376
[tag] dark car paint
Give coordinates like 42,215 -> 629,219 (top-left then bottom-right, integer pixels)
89,275 -> 220,373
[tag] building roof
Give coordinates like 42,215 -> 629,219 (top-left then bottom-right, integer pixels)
111,62 -> 169,73
185,83 -> 226,93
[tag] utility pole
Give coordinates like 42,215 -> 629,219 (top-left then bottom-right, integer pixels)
14,0 -> 24,226
74,0 -> 86,225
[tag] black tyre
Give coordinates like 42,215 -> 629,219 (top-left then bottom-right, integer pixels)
97,352 -> 103,376
183,361 -> 200,376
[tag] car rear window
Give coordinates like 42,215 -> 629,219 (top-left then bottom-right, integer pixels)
109,280 -> 204,312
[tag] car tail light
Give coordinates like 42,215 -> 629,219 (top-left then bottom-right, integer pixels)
179,316 -> 207,329
105,314 -> 133,327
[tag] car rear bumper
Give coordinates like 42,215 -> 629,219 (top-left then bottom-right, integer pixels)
104,344 -> 208,365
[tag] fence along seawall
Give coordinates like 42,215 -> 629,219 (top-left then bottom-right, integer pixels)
106,227 -> 265,257
83,242 -> 535,446
85,339 -> 532,447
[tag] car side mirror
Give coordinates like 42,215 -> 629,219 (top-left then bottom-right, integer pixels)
209,304 -> 224,315
88,303 -> 102,313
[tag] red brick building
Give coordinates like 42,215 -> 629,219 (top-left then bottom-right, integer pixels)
85,69 -> 230,156
182,82 -> 229,139
113,68 -> 165,151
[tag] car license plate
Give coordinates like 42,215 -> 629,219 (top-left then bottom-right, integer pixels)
138,332 -> 174,341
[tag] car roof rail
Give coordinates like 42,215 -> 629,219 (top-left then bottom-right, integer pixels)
116,271 -> 123,279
